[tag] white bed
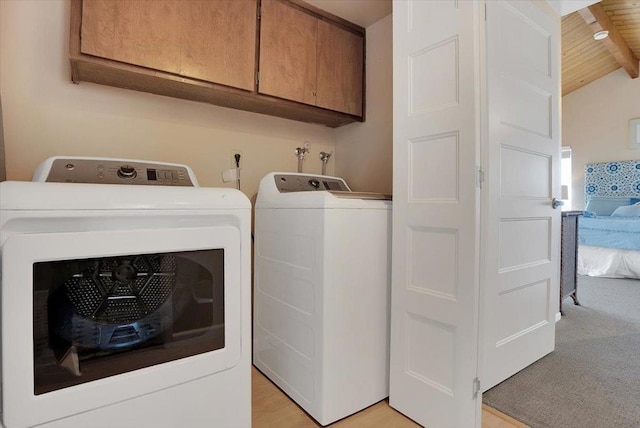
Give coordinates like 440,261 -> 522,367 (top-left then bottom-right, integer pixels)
578,245 -> 640,279
577,191 -> 640,279
577,160 -> 640,279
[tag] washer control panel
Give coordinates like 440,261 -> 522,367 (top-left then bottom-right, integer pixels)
42,158 -> 195,186
274,174 -> 349,192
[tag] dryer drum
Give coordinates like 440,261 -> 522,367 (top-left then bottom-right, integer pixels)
48,254 -> 193,351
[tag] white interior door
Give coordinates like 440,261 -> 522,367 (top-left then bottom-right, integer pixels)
481,0 -> 561,391
390,1 -> 482,427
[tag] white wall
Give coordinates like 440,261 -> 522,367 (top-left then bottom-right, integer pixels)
562,68 -> 640,210
0,0 -> 337,200
546,0 -> 600,16
334,14 -> 392,194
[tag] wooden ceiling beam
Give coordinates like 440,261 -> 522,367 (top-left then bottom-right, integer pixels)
578,3 -> 639,78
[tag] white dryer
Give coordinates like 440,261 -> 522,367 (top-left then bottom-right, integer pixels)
0,157 -> 251,428
253,172 -> 392,426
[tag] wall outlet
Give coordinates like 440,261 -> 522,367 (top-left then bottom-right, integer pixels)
231,149 -> 243,168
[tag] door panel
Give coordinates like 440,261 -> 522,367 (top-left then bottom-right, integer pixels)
408,227 -> 458,297
409,134 -> 459,202
409,38 -> 460,114
500,146 -> 551,198
482,0 -> 561,391
390,1 -> 481,427
498,76 -> 552,137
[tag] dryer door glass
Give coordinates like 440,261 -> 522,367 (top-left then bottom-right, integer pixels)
33,249 -> 225,395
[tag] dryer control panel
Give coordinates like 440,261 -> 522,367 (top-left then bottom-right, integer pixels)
274,174 -> 350,193
33,157 -> 197,186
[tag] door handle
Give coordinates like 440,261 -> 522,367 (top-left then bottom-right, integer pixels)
552,198 -> 564,209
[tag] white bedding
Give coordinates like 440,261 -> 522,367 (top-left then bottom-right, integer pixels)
578,245 -> 640,279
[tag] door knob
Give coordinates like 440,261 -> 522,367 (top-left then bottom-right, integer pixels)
552,198 -> 564,209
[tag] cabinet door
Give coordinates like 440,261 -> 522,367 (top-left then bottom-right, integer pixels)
81,0 -> 257,91
81,0 -> 183,75
180,0 -> 257,91
317,21 -> 363,116
258,0 -> 317,106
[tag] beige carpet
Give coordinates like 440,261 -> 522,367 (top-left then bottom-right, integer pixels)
483,275 -> 640,428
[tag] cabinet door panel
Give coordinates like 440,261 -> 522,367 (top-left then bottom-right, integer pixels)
82,0 -> 182,74
180,0 -> 257,91
316,21 -> 363,116
80,0 -> 117,59
82,0 -> 256,91
259,0 -> 317,106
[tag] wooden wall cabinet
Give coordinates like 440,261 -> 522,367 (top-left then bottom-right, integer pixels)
70,0 -> 365,127
259,0 -> 364,117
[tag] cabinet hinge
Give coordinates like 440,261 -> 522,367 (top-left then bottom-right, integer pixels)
473,377 -> 481,398
255,71 -> 260,86
476,166 -> 485,189
257,5 -> 261,19
484,3 -> 487,21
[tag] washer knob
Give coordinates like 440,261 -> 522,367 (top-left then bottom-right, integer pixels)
309,179 -> 320,189
117,164 -> 137,179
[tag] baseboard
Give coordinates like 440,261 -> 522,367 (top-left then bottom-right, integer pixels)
555,312 -> 562,322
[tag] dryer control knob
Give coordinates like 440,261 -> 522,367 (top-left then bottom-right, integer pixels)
117,164 -> 137,179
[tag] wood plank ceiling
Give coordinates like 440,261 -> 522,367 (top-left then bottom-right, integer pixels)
562,0 -> 640,95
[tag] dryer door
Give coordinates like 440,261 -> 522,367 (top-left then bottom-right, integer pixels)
1,226 -> 242,428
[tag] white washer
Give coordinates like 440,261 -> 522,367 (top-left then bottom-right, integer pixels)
253,172 -> 392,426
0,157 -> 251,428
